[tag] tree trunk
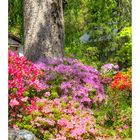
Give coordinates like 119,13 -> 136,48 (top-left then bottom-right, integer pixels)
24,0 -> 64,62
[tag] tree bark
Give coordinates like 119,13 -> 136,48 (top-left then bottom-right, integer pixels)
24,0 -> 64,62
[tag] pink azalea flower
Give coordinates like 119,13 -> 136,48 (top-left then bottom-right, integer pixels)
67,123 -> 74,129
124,124 -> 129,129
21,97 -> 28,102
89,128 -> 96,135
54,98 -> 60,105
9,98 -> 19,107
48,119 -> 55,126
58,118 -> 68,126
13,124 -> 19,130
44,92 -> 50,97
35,122 -> 41,127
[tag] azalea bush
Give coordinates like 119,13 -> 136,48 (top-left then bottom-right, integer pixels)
8,51 -> 103,139
110,67 -> 132,92
35,57 -> 105,107
8,51 -> 132,139
9,50 -> 47,119
95,67 -> 132,138
11,97 -> 97,139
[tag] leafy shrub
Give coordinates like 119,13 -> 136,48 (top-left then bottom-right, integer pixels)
65,44 -> 102,69
64,0 -> 131,69
115,27 -> 132,68
96,67 -> 132,138
114,107 -> 131,138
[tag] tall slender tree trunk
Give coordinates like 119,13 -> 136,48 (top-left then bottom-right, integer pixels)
24,0 -> 64,62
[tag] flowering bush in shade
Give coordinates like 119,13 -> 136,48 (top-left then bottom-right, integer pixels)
35,57 -> 105,106
10,97 -> 97,139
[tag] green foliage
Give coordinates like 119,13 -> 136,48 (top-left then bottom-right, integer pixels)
49,91 -> 59,99
115,27 -> 132,68
9,0 -> 23,39
64,0 -> 131,68
114,107 -> 132,138
94,68 -> 132,139
9,0 -> 131,68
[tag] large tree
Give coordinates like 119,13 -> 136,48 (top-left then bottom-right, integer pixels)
24,0 -> 64,62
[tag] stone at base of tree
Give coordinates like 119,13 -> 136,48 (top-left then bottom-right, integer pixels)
8,129 -> 38,140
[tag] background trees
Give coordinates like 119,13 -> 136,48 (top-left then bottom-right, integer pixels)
9,0 -> 131,68
64,0 -> 131,68
9,0 -> 23,39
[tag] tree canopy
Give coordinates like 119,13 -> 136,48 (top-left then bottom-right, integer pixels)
9,0 -> 131,68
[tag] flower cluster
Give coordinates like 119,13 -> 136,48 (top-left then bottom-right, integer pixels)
8,51 -> 103,139
11,97 -> 97,139
110,67 -> 132,91
35,58 -> 105,106
101,63 -> 119,73
100,63 -> 119,85
8,51 -> 131,139
9,51 -> 46,115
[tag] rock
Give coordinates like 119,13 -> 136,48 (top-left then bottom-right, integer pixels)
9,129 -> 38,140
